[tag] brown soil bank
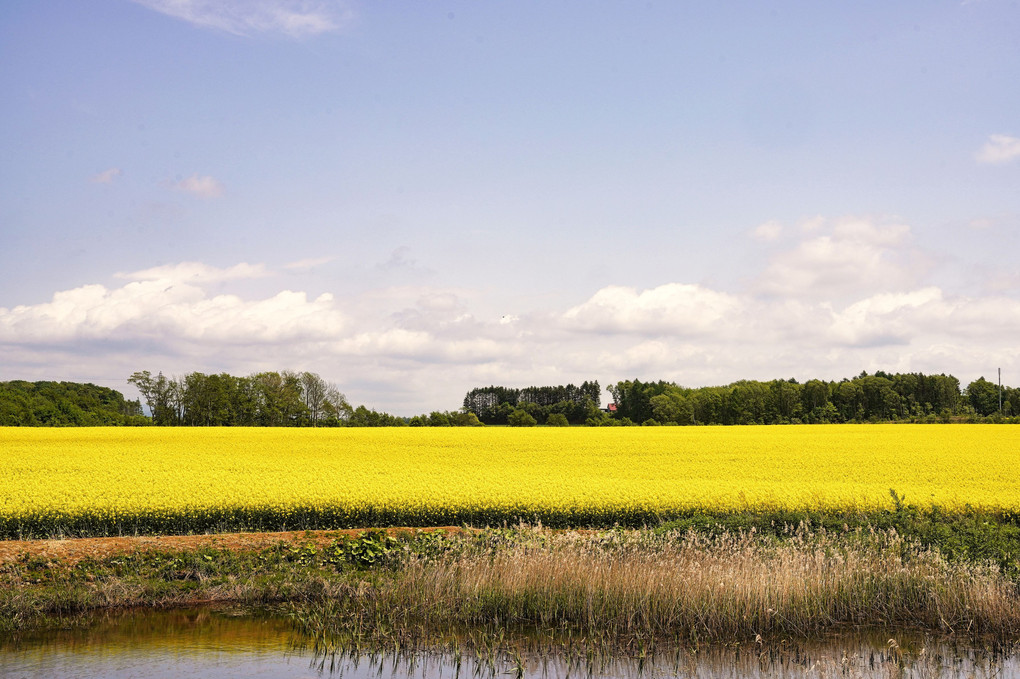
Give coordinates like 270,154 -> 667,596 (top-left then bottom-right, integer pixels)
0,526 -> 467,566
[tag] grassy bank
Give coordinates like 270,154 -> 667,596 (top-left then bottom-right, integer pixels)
295,526 -> 1020,650
3,524 -> 1020,649
658,500 -> 1020,582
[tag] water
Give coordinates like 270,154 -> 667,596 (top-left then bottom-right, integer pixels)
0,607 -> 314,679
2,607 -> 1019,679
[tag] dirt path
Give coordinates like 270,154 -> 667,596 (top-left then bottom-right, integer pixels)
0,527 -> 468,566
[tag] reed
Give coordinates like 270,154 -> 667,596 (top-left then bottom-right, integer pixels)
297,527 -> 1020,649
4,526 -> 1019,647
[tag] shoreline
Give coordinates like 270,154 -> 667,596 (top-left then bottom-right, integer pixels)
7,604 -> 1020,679
3,524 -> 1020,647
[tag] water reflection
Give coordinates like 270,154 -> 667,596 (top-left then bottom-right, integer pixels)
311,635 -> 1020,679
0,607 -> 313,679
1,607 -> 1019,679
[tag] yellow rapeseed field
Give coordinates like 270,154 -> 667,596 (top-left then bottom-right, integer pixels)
1,425 -> 1017,537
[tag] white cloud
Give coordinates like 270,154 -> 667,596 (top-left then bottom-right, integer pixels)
755,216 -> 926,300
984,270 -> 1020,293
0,280 -> 342,345
562,284 -> 744,335
90,168 -> 121,184
751,219 -> 783,241
827,287 -> 944,347
2,243 -> 1018,413
552,283 -> 1020,391
131,0 -> 350,38
976,134 -> 1020,164
798,215 -> 826,233
170,174 -> 224,198
115,261 -> 269,284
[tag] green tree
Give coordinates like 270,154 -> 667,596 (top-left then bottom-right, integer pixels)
966,377 -> 1000,416
546,413 -> 569,426
128,371 -> 177,425
727,380 -> 772,424
800,379 -> 830,415
508,408 -> 537,427
857,375 -> 902,420
1,380 -> 146,426
252,371 -> 306,426
649,391 -> 693,425
300,371 -> 329,426
769,379 -> 803,422
428,411 -> 452,426
833,381 -> 864,422
450,411 -> 483,426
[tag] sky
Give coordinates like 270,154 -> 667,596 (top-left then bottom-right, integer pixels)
1,0 -> 1019,414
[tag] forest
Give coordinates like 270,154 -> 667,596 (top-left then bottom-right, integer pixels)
0,381 -> 146,426
597,372 -> 1018,426
122,370 -> 482,428
462,382 -> 603,425
0,370 -> 1015,427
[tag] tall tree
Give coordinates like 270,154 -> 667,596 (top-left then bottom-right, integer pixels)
966,377 -> 1000,416
300,371 -> 328,426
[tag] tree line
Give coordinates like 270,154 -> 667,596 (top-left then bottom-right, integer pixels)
127,370 -> 351,426
2,370 -> 1015,428
599,372 -> 1019,426
127,370 -> 485,427
462,381 -> 602,425
0,381 -> 146,426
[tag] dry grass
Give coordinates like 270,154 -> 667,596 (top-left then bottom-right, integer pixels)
6,525 -> 1019,657
299,527 -> 1020,650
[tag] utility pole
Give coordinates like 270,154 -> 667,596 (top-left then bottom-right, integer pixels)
999,368 -> 1003,413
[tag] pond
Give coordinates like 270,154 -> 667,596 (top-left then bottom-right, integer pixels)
2,606 -> 1019,679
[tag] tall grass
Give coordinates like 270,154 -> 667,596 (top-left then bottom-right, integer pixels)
298,527 -> 1020,651
5,525 -> 1019,649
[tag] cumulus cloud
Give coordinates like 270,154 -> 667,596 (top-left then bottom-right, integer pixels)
554,282 -> 1020,389
131,0 -> 350,38
755,217 -> 926,300
563,284 -> 744,336
90,168 -> 121,184
976,134 -> 1020,164
170,174 -> 224,198
2,238 -> 1018,413
798,215 -> 826,233
827,287 -> 944,347
751,219 -> 783,241
0,280 -> 342,346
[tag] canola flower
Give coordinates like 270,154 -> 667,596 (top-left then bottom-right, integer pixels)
1,425 -> 1018,538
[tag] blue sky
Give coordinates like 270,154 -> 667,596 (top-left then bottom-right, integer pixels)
1,1 -> 1018,413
